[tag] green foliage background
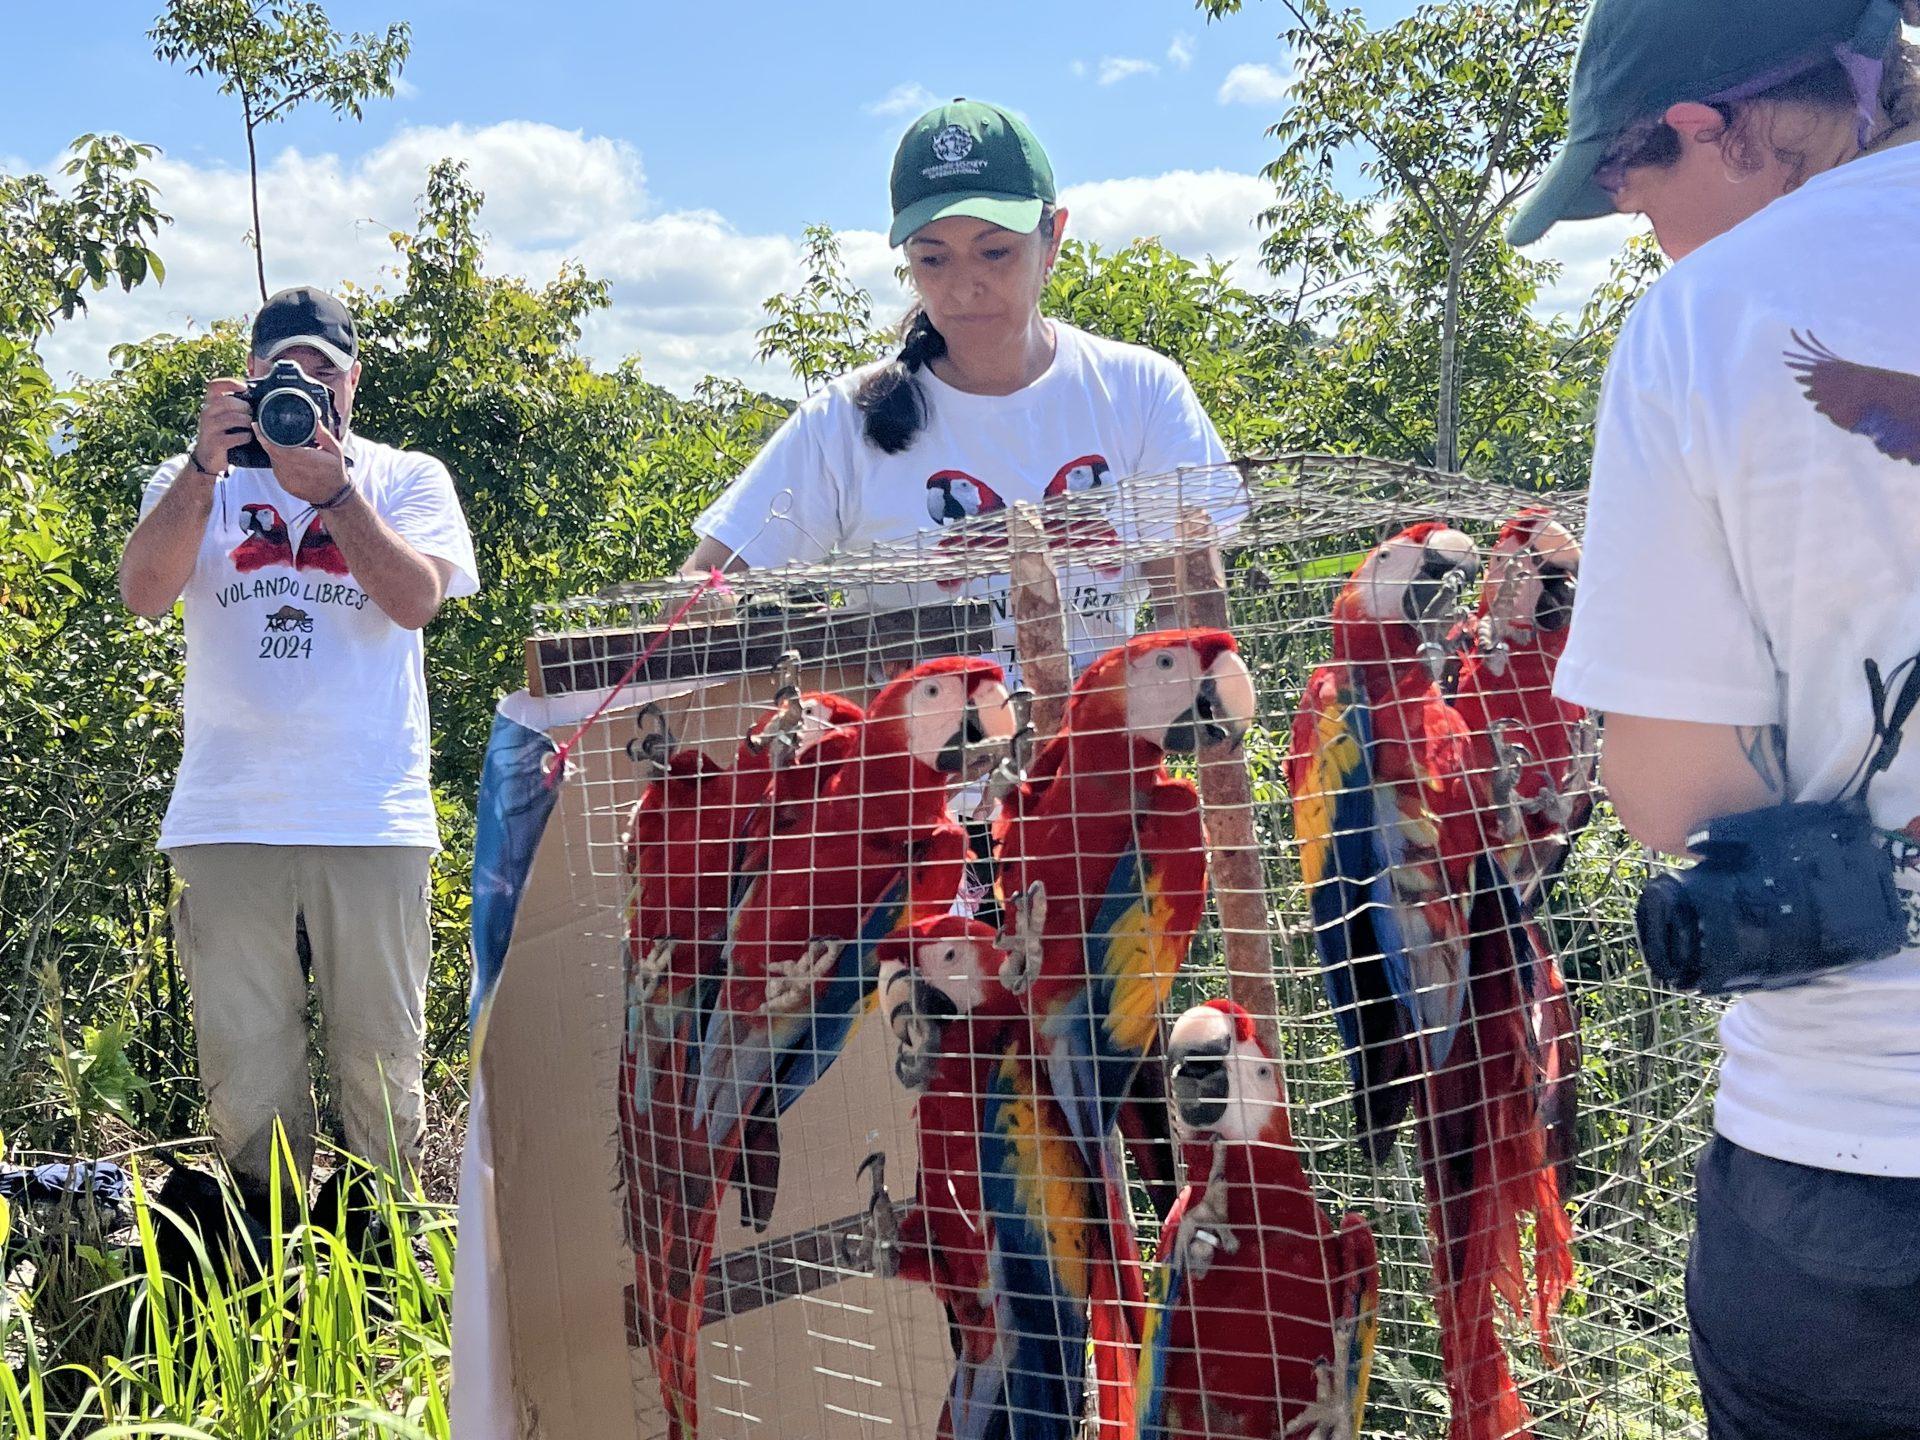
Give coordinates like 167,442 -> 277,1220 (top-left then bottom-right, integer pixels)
0,0 -> 1707,1432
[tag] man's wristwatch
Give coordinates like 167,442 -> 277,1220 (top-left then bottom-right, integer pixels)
187,451 -> 223,479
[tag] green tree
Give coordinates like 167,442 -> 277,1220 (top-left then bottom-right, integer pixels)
1201,0 -> 1595,473
1044,236 -> 1301,453
755,224 -> 890,395
149,0 -> 410,301
348,159 -> 788,802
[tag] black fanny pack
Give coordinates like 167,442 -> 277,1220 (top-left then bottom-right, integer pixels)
1636,658 -> 1919,997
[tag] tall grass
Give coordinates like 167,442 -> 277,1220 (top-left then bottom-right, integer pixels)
1,1157 -> 454,1439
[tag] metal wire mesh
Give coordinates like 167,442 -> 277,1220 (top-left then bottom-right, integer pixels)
529,453 -> 1717,1439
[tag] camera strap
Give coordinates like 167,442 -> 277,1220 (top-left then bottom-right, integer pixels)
1848,654 -> 1920,808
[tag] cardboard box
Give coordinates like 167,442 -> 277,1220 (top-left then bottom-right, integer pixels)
474,663 -> 957,1438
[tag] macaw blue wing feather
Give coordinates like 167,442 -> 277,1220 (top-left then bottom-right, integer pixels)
1296,674 -> 1433,1161
1133,1260 -> 1182,1440
978,1049 -> 1089,1440
770,870 -> 907,1112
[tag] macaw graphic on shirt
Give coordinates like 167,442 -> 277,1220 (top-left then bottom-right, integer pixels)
294,517 -> 350,576
230,503 -> 295,573
1042,453 -> 1123,577
926,469 -> 1010,591
1887,818 -> 1920,946
926,469 -> 1008,528
1784,331 -> 1920,465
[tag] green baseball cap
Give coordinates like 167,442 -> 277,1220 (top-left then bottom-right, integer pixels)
1509,0 -> 1904,246
888,98 -> 1057,247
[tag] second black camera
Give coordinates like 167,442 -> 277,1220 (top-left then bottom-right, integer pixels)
1635,800 -> 1909,996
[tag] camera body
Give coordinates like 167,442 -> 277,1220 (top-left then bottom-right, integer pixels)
226,360 -> 340,470
1636,800 -> 1909,996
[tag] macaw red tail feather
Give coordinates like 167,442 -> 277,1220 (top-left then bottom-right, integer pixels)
1086,1225 -> 1142,1440
622,1031 -> 730,1440
1417,892 -> 1575,1440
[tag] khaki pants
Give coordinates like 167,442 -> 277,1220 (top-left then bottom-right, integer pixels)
167,843 -> 434,1192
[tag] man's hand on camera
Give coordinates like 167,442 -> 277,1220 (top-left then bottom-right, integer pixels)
192,379 -> 253,478
263,420 -> 351,507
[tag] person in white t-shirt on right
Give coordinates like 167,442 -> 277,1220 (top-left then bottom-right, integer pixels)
1509,2 -> 1920,1435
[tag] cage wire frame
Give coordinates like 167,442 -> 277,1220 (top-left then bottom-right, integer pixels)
524,453 -> 1719,1440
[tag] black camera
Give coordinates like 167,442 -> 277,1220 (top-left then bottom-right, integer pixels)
226,360 -> 340,470
1636,800 -> 1908,996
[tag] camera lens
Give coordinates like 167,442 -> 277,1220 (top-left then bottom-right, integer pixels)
1636,874 -> 1704,991
256,388 -> 321,449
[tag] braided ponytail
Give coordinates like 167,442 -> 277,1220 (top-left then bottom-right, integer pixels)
855,306 -> 949,454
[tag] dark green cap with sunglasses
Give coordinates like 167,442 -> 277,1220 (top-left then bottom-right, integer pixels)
888,98 -> 1057,247
1509,0 -> 1905,246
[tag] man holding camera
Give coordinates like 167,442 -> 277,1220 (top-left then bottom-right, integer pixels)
1511,1 -> 1919,1435
119,286 -> 478,1214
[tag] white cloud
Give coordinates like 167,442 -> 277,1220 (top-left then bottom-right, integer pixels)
864,82 -> 936,118
1061,169 -> 1275,283
1531,211 -> 1646,315
1097,56 -> 1159,86
1217,61 -> 1295,106
33,122 -> 801,398
31,125 -> 1285,399
1070,59 -> 1087,79
1167,33 -> 1195,70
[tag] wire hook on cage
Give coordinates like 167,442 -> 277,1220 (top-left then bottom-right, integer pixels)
624,700 -> 678,775
969,686 -> 1036,824
743,650 -> 809,767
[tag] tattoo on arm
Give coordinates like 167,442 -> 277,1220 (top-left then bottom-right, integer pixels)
1737,725 -> 1789,799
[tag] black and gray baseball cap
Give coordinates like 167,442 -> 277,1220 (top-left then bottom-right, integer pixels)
1509,0 -> 1905,246
250,286 -> 359,370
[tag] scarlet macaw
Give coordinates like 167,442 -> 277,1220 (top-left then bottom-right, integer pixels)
1449,508 -> 1588,1195
1139,998 -> 1379,1440
1287,523 -> 1483,1160
642,658 -> 1013,1439
994,628 -> 1257,1211
1288,524 -> 1573,1439
618,688 -> 865,1261
1450,508 -> 1595,908
859,916 -> 1031,1440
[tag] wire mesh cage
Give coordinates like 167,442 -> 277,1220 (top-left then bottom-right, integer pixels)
518,453 -> 1716,1440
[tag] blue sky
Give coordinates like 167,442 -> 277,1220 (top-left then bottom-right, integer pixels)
12,2 -> 1338,226
10,0 -> 1623,395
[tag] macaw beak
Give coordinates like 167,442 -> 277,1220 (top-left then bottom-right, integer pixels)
935,677 -> 1016,776
1536,563 -> 1577,633
1406,536 -> 1477,682
1168,1036 -> 1233,1133
1165,649 -> 1256,754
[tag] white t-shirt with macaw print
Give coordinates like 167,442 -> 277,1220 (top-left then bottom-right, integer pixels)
1556,143 -> 1920,1177
692,321 -> 1236,671
141,434 -> 479,850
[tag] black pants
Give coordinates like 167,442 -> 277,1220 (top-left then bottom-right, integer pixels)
1688,1135 -> 1920,1439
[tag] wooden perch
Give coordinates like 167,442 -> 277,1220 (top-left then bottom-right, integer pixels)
525,599 -> 998,698
1175,509 -> 1283,1060
1006,501 -> 1072,740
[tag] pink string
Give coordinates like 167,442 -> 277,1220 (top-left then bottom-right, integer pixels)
545,569 -> 732,787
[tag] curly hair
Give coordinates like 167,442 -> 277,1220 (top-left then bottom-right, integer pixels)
1607,18 -> 1920,191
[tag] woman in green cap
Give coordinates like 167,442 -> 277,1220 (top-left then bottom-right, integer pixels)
1514,3 -> 1920,1436
681,97 -> 1233,669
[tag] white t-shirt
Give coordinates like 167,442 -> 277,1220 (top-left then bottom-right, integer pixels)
142,434 -> 480,850
1555,143 -> 1920,1177
692,321 -> 1234,669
